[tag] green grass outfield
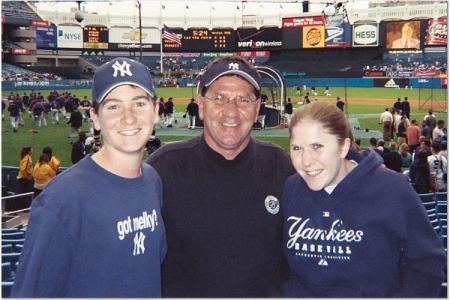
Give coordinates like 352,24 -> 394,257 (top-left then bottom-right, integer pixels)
2,86 -> 447,168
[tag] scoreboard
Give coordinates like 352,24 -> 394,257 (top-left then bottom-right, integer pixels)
83,26 -> 109,49
163,28 -> 235,51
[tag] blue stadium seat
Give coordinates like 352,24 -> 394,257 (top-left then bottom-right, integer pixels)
418,193 -> 440,234
2,231 -> 25,240
1,228 -> 20,233
2,244 -> 13,253
1,239 -> 25,248
2,262 -> 14,281
2,281 -> 14,298
2,253 -> 21,272
13,244 -> 23,253
434,192 -> 448,204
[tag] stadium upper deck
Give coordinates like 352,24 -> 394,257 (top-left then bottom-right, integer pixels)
34,1 -> 447,29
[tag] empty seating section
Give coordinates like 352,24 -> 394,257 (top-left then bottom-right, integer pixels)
2,227 -> 26,297
80,55 -> 214,72
1,1 -> 41,21
418,193 -> 448,246
418,192 -> 448,298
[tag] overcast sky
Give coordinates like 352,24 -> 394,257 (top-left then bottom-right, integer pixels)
35,0 -> 371,18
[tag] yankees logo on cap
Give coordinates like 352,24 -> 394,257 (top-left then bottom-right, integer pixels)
92,57 -> 157,104
198,57 -> 261,92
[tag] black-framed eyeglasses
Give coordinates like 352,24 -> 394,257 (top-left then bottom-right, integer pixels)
202,94 -> 257,108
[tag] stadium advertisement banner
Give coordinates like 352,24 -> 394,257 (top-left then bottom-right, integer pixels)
282,17 -> 324,27
325,22 -> 351,48
303,26 -> 325,48
57,26 -> 83,49
165,53 -> 201,58
425,18 -> 447,46
363,70 -> 385,77
83,26 -> 108,49
353,23 -> 378,47
236,28 -> 282,50
12,48 -> 31,55
202,52 -> 237,58
36,26 -> 57,49
30,20 -> 49,27
374,78 -> 409,88
109,27 -> 160,51
386,21 -> 421,50
414,70 -> 441,77
387,70 -> 414,78
237,51 -> 270,58
163,29 -> 236,52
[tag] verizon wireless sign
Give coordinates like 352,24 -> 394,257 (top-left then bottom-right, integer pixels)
236,28 -> 282,50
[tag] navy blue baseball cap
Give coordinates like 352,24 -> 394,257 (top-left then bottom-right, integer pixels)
92,57 -> 157,104
198,58 -> 261,92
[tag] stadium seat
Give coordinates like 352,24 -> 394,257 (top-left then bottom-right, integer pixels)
1,239 -> 25,248
1,253 -> 21,272
13,244 -> 23,253
434,192 -> 448,204
436,198 -> 447,244
1,228 -> 20,233
2,231 -> 25,240
2,262 -> 14,281
418,193 -> 440,234
2,281 -> 14,298
1,244 -> 13,254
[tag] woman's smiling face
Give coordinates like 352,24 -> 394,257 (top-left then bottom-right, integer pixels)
290,119 -> 351,191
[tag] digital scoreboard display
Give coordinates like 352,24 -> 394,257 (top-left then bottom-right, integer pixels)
83,26 -> 109,49
163,28 -> 235,51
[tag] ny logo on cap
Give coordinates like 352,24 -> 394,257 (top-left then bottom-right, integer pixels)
112,61 -> 133,77
228,62 -> 240,70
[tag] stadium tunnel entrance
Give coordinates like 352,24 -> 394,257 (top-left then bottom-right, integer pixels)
256,66 -> 286,128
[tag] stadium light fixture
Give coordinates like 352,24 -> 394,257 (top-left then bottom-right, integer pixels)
322,2 -> 345,16
136,1 -> 142,62
75,1 -> 84,23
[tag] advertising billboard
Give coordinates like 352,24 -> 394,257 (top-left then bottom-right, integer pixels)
425,18 -> 447,46
282,17 -> 324,27
386,21 -> 421,49
282,16 -> 349,48
303,26 -> 325,48
36,26 -> 57,49
236,27 -> 282,50
353,23 -> 378,47
109,27 -> 160,51
57,26 -> 83,49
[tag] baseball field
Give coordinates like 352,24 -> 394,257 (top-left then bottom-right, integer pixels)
2,86 -> 447,168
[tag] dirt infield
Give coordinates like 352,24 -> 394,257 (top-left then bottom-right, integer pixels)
3,96 -> 446,111
173,96 -> 447,109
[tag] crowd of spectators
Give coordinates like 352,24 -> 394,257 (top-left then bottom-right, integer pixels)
370,103 -> 447,193
2,63 -> 63,82
2,71 -> 62,82
364,57 -> 447,74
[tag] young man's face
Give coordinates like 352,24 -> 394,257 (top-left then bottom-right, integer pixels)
91,85 -> 158,156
